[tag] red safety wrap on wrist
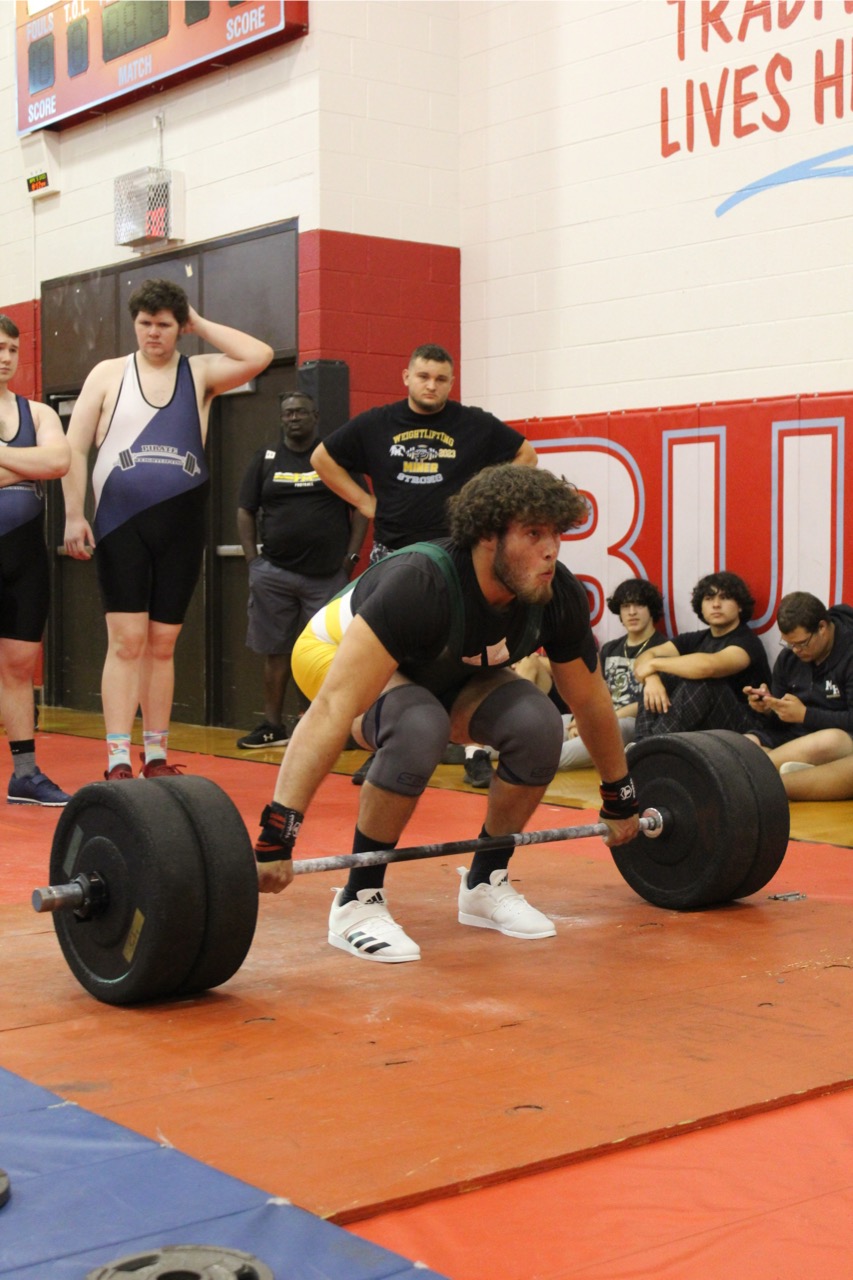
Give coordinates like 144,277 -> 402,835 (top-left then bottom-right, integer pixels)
254,802 -> 303,862
598,774 -> 639,822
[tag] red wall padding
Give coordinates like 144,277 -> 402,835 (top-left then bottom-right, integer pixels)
298,229 -> 460,415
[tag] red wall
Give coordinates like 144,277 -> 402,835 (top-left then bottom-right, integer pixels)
0,300 -> 40,400
298,230 -> 461,413
520,392 -> 852,642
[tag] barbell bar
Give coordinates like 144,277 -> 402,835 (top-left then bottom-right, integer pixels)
291,809 -> 666,875
31,730 -> 791,1006
32,811 -> 666,911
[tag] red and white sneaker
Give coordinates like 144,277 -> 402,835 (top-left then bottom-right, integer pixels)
139,756 -> 186,778
104,762 -> 134,781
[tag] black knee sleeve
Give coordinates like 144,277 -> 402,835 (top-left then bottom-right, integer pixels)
361,685 -> 450,797
469,679 -> 564,787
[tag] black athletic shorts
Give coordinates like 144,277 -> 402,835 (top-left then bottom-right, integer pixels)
94,483 -> 209,623
0,514 -> 50,642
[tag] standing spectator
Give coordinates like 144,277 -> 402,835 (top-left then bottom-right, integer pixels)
632,571 -> 770,738
0,314 -> 72,805
62,279 -> 273,780
235,391 -> 368,748
310,343 -> 537,560
310,342 -> 537,786
744,591 -> 853,773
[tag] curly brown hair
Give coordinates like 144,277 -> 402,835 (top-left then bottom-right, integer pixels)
690,571 -> 756,623
607,577 -> 664,621
448,464 -> 589,548
128,279 -> 190,326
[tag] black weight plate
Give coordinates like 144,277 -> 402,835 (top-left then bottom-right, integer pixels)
49,781 -> 207,1005
85,1243 -> 274,1279
149,777 -> 258,996
612,731 -> 760,909
701,730 -> 790,899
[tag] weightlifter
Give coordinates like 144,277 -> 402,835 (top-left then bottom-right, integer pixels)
254,464 -> 639,963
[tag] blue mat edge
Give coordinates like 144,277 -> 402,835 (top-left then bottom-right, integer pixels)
0,1065 -> 447,1280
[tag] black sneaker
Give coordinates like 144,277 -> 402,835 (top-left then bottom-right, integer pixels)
236,722 -> 288,750
463,749 -> 494,788
351,753 -> 375,785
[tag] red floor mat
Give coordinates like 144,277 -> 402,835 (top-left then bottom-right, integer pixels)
351,1086 -> 853,1279
3,731 -> 852,1278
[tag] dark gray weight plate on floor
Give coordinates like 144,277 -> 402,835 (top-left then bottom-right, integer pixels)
611,731 -> 760,909
149,777 -> 258,997
700,730 -> 790,899
49,780 -> 207,1005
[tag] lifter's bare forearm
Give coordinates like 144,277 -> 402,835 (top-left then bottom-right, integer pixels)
257,618 -> 398,893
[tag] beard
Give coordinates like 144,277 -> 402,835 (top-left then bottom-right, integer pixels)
492,537 -> 555,606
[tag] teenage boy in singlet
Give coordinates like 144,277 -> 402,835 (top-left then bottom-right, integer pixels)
62,279 -> 273,780
0,314 -> 72,805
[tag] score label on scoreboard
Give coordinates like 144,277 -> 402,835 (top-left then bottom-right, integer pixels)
16,0 -> 308,136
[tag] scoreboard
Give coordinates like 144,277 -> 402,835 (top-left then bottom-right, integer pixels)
16,0 -> 308,136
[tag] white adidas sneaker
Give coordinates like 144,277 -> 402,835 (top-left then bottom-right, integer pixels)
328,887 -> 421,962
457,867 -> 556,939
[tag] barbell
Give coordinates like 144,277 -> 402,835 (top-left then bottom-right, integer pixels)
32,730 -> 790,1006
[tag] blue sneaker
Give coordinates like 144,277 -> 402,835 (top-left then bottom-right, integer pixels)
7,768 -> 71,807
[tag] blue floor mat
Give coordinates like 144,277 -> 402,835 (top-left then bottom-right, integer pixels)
0,1067 -> 446,1279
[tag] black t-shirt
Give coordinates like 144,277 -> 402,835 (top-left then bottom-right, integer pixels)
351,540 -> 597,705
600,633 -> 658,708
322,399 -> 526,548
673,622 -> 771,699
770,604 -> 853,734
238,441 -> 364,576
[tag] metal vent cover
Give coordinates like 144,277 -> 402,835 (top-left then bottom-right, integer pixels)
114,166 -> 184,249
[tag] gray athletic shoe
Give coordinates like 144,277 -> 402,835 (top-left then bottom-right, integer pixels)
463,749 -> 494,788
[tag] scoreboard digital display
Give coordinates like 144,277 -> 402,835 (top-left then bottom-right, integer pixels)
16,0 -> 308,136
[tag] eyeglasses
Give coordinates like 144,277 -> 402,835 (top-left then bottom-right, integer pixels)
281,408 -> 313,419
780,631 -> 814,653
